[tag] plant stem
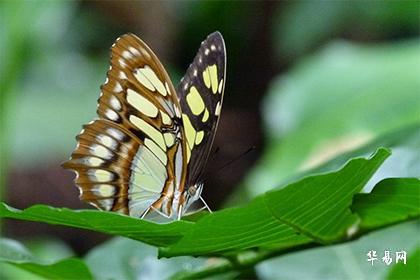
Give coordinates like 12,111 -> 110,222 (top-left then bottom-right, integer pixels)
170,242 -> 318,279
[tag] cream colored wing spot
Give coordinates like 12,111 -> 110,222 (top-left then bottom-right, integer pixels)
107,128 -> 124,141
138,66 -> 167,96
163,132 -> 175,147
92,184 -> 116,197
114,81 -> 123,93
96,199 -> 114,211
129,46 -> 141,57
129,115 -> 166,150
202,108 -> 209,122
118,58 -> 127,68
165,82 -> 172,96
119,71 -> 128,80
97,134 -> 117,150
105,109 -> 119,121
185,146 -> 191,163
209,65 -> 218,94
182,113 -> 196,150
202,64 -> 218,93
88,169 -> 114,182
139,47 -> 151,60
215,101 -> 222,116
90,144 -> 113,160
144,138 -> 167,165
174,105 -> 181,118
218,78 -> 224,94
122,50 -> 133,60
84,156 -> 104,167
109,95 -> 122,111
127,89 -> 158,118
195,130 -> 204,145
186,86 -> 205,116
203,67 -> 211,88
133,68 -> 155,91
160,110 -> 172,125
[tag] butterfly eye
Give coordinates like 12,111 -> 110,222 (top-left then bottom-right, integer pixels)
187,186 -> 197,196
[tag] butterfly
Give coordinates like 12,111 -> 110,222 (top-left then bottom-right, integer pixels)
62,32 -> 226,221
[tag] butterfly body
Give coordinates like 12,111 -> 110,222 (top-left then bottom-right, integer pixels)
63,32 -> 226,221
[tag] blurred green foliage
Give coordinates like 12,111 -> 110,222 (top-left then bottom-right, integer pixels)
273,1 -> 420,59
243,40 -> 420,198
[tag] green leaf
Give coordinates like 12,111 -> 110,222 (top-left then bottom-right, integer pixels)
161,148 -> 389,257
264,148 -> 390,243
353,178 -> 420,231
159,196 -> 312,258
3,148 -> 418,264
0,204 -> 193,247
0,238 -> 92,280
387,247 -> 420,280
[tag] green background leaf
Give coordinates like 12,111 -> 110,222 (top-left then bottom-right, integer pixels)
353,178 -> 420,231
387,247 -> 420,280
244,40 -> 420,198
0,238 -> 92,280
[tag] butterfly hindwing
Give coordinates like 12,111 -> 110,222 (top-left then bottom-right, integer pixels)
177,32 -> 226,186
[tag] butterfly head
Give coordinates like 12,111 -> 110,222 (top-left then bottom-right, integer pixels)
182,182 -> 204,213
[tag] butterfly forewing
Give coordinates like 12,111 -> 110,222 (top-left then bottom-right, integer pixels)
177,32 -> 226,186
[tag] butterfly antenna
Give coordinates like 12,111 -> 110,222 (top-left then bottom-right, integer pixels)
209,146 -> 220,162
216,145 -> 256,173
202,145 -> 256,183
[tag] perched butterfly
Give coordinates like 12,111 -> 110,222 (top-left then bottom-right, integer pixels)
62,32 -> 226,221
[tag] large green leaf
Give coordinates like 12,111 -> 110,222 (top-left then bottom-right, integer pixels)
0,204 -> 193,247
159,196 -> 311,257
160,148 -> 389,257
0,238 -> 92,280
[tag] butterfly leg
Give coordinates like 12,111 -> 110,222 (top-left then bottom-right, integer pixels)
150,206 -> 171,219
140,205 -> 171,219
140,207 -> 151,219
199,195 -> 212,213
177,205 -> 183,221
